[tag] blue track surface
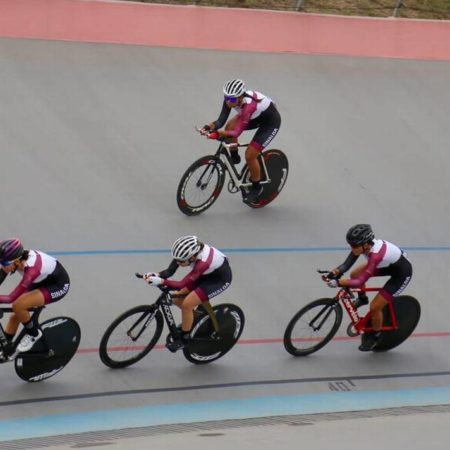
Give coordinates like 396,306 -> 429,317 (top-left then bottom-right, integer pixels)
2,386 -> 450,440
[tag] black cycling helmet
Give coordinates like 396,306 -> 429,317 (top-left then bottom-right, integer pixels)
346,224 -> 375,246
0,238 -> 24,263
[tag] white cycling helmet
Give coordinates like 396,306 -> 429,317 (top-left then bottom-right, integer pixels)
171,236 -> 201,261
223,79 -> 246,98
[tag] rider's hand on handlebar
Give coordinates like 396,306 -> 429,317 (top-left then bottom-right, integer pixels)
199,124 -> 213,136
326,270 -> 340,280
146,275 -> 163,287
327,279 -> 340,288
143,272 -> 158,282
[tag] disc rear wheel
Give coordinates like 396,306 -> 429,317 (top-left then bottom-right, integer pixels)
183,303 -> 245,364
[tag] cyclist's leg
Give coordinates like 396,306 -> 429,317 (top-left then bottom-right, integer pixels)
224,116 -> 241,163
244,113 -> 280,202
180,292 -> 203,334
172,288 -> 190,309
350,264 -> 369,307
189,261 -> 232,331
6,290 -> 45,337
369,292 -> 390,331
372,259 -> 412,331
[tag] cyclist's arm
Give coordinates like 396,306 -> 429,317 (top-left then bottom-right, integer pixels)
221,102 -> 255,138
335,252 -> 358,275
162,260 -> 210,291
212,101 -> 231,130
0,267 -> 38,304
158,259 -> 178,279
342,252 -> 382,288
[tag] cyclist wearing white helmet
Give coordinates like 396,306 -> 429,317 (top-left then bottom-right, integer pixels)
0,238 -> 70,358
143,236 -> 232,351
200,78 -> 281,204
326,224 -> 412,351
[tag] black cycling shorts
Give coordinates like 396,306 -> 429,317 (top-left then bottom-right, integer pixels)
32,261 -> 70,304
247,103 -> 281,151
194,258 -> 232,302
375,254 -> 412,300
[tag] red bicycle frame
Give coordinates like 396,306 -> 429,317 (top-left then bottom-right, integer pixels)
338,287 -> 398,334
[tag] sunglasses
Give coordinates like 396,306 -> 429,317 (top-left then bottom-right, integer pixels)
0,260 -> 13,267
224,95 -> 239,103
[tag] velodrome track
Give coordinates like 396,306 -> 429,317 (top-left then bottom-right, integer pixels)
1,31 -> 450,448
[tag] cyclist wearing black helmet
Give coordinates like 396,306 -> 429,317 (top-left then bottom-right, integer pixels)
0,238 -> 70,357
200,78 -> 281,204
326,224 -> 412,351
142,236 -> 232,351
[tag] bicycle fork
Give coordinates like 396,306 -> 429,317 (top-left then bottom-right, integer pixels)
309,303 -> 338,331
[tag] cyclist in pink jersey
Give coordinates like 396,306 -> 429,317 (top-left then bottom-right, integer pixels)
326,224 -> 412,351
200,79 -> 281,204
0,238 -> 70,356
143,236 -> 232,351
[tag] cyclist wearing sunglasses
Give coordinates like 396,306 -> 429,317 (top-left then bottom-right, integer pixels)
0,238 -> 70,357
200,79 -> 281,204
326,224 -> 412,351
142,236 -> 232,351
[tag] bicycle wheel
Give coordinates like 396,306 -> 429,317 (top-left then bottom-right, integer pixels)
374,295 -> 421,352
15,316 -> 81,382
284,298 -> 343,356
183,303 -> 245,364
242,149 -> 289,208
177,155 -> 226,215
99,305 -> 163,368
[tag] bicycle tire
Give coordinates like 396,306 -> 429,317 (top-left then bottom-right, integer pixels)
177,155 -> 226,216
373,295 -> 421,352
242,149 -> 289,209
183,303 -> 245,364
99,305 -> 163,368
284,298 -> 343,356
15,316 -> 81,382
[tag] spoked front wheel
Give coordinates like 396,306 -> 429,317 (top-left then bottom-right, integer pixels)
177,155 -> 225,215
183,303 -> 245,364
284,298 -> 343,356
99,305 -> 164,368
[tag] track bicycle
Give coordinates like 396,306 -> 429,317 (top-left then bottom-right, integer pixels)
0,306 -> 81,382
99,273 -> 245,367
176,130 -> 289,215
283,270 -> 421,356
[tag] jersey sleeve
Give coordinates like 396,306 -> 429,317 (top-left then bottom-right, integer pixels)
336,252 -> 358,275
222,101 -> 256,138
0,265 -> 41,304
162,249 -> 214,291
213,101 -> 231,130
344,251 -> 384,288
158,259 -> 178,279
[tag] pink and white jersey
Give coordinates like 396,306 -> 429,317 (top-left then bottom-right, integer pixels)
163,245 -> 226,291
234,91 -> 272,120
0,250 -> 57,304
363,239 -> 402,268
345,239 -> 404,288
